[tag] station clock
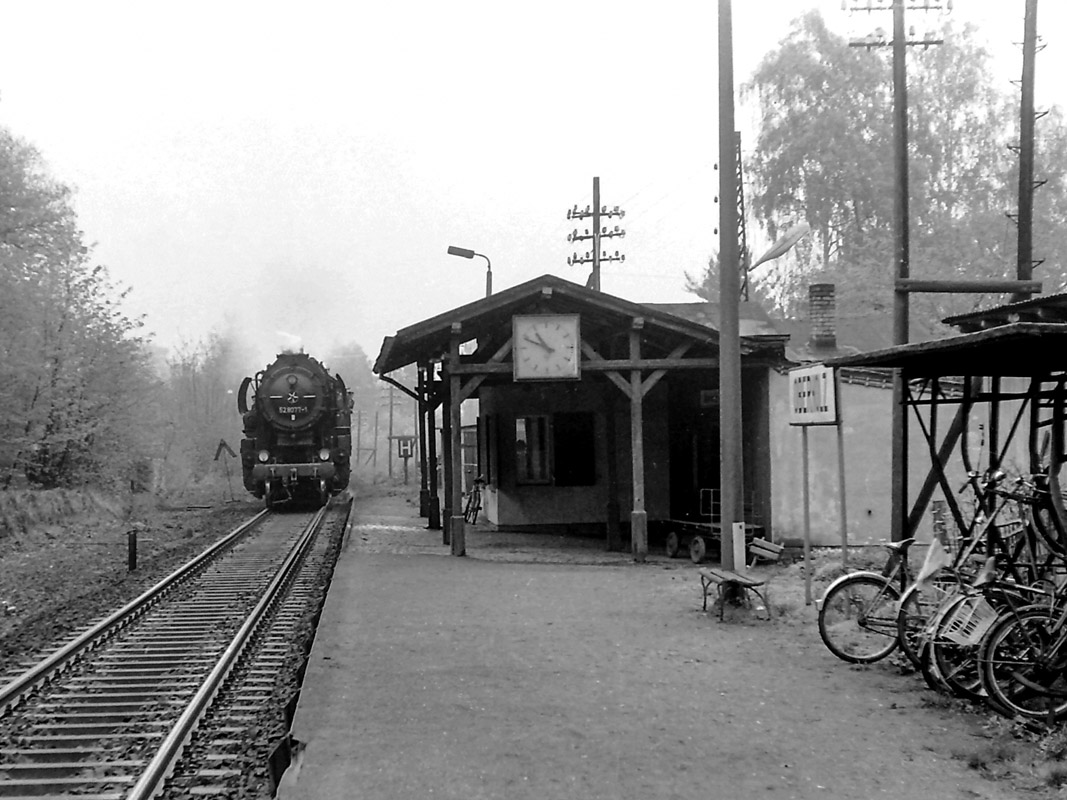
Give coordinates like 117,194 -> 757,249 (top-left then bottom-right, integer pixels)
512,314 -> 581,381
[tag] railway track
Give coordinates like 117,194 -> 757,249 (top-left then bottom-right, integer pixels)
0,497 -> 352,799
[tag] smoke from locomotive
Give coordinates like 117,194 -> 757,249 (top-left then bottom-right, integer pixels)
237,352 -> 352,508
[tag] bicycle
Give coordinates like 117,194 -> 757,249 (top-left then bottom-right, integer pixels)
977,590 -> 1067,722
463,475 -> 485,524
912,557 -> 1022,702
817,538 -> 921,664
897,468 -> 1064,672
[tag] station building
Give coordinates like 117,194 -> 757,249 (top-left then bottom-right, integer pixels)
373,273 -> 793,556
376,273 -> 1051,554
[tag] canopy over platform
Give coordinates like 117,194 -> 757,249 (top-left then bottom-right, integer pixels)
943,291 -> 1067,333
824,322 -> 1067,378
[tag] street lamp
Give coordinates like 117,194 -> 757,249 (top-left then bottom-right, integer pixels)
447,245 -> 492,298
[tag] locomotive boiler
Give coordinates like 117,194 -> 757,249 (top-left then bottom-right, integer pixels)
237,352 -> 352,508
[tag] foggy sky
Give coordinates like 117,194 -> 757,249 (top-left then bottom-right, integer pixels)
0,0 -> 1062,370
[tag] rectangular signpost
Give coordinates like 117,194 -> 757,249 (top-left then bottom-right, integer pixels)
788,365 -> 846,604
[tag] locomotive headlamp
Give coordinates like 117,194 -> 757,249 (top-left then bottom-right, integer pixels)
318,448 -> 331,461
258,450 -> 270,463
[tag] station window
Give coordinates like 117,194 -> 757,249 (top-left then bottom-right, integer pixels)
514,412 -> 596,486
515,416 -> 550,484
553,412 -> 596,486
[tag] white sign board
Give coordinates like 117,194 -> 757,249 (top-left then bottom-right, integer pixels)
789,365 -> 838,426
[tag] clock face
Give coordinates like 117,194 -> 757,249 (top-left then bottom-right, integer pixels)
513,314 -> 581,380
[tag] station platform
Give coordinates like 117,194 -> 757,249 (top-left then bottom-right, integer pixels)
276,486 -> 1016,800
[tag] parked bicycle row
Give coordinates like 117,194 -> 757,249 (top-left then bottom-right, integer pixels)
817,467 -> 1067,725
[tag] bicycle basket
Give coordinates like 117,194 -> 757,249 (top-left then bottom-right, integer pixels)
939,595 -> 999,646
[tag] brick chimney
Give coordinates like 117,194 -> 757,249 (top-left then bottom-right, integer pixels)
808,283 -> 837,350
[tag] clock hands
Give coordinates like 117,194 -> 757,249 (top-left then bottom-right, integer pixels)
523,334 -> 555,354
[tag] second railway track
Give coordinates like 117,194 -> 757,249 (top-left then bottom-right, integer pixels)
0,496 -> 352,800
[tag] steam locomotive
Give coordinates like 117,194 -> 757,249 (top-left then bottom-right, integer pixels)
237,352 -> 352,508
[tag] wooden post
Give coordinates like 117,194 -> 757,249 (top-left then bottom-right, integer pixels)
427,366 -> 441,531
449,325 -> 466,556
373,409 -> 379,470
418,364 -> 429,517
629,321 -> 647,561
388,384 -> 395,479
1014,0 -> 1038,301
355,409 -> 362,474
127,529 -> 138,572
441,372 -> 452,546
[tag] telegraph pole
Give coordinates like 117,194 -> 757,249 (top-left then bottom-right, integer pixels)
1013,0 -> 1044,300
718,0 -> 742,571
847,0 -> 946,541
567,177 -> 626,290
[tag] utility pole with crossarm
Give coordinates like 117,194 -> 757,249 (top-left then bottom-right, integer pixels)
566,176 -> 626,291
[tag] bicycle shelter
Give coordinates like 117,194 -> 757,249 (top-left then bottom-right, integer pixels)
825,301 -> 1067,583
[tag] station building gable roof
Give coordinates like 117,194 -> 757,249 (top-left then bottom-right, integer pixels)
373,273 -> 790,375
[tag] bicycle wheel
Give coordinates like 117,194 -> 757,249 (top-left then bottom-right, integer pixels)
928,595 -> 988,702
979,607 -> 1067,721
919,640 -> 950,694
1030,493 -> 1067,556
897,576 -> 962,669
818,574 -> 901,664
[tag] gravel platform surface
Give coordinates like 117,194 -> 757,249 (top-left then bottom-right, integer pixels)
280,488 -> 1036,800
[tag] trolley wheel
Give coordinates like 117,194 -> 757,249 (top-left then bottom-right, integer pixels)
689,535 -> 707,564
665,531 -> 680,558
264,480 -> 274,511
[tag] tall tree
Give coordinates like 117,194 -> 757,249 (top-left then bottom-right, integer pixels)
696,11 -> 1067,332
0,127 -> 156,489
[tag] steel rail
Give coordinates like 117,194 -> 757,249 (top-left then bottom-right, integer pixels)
0,508 -> 270,716
125,500 -> 340,800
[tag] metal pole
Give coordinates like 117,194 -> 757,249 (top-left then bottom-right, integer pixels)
836,420 -> 849,568
802,426 -> 812,605
890,0 -> 910,542
718,0 -> 742,571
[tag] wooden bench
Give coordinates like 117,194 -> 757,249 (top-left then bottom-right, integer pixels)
697,538 -> 784,621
